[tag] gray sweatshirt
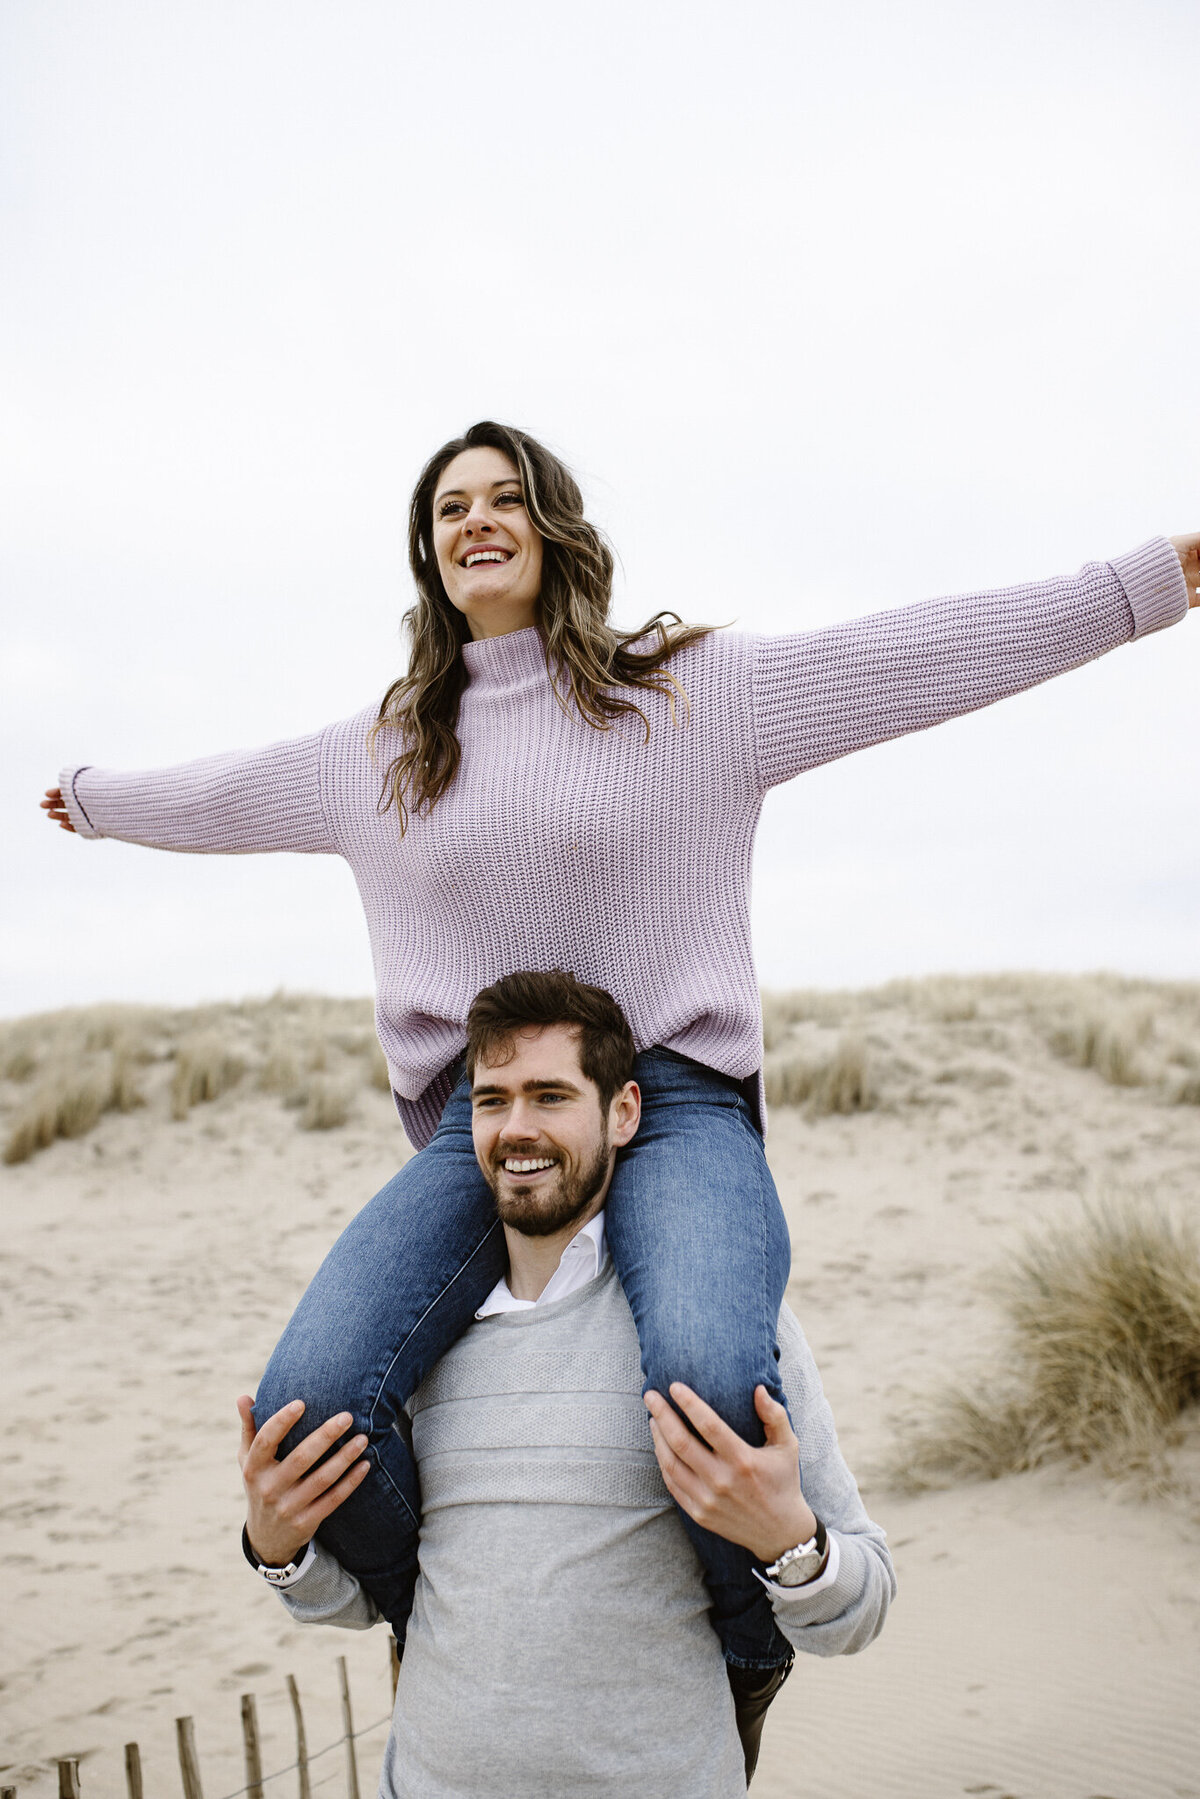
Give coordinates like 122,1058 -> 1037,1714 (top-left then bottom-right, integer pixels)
279,1264 -> 894,1798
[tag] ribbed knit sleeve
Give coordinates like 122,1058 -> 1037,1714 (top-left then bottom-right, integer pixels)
58,725 -> 339,855
751,536 -> 1188,791
771,1306 -> 895,1656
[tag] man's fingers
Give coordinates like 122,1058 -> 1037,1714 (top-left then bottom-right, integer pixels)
294,1431 -> 370,1502
648,1417 -> 706,1511
236,1395 -> 259,1466
754,1385 -> 797,1446
279,1411 -> 359,1481
644,1390 -> 715,1473
241,1398 -> 306,1468
666,1382 -> 748,1457
301,1456 -> 372,1530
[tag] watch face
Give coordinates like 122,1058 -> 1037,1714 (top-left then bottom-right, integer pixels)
773,1549 -> 826,1586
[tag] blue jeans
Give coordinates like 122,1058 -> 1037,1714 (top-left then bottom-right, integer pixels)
255,1047 -> 795,1668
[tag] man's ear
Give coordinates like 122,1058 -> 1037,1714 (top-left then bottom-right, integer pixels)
609,1080 -> 640,1149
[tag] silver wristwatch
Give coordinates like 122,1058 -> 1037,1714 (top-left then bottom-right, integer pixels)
764,1517 -> 828,1587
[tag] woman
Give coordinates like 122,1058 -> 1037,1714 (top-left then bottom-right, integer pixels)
44,420 -> 1197,1676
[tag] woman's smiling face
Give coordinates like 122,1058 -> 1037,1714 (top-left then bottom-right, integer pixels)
432,446 -> 544,641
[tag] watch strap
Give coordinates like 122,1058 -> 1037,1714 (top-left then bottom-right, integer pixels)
242,1523 -> 311,1584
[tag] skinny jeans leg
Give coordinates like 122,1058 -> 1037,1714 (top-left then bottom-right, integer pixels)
607,1048 -> 796,1670
254,1075 -> 503,1638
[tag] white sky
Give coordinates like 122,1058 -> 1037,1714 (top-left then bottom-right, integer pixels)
3,0 -> 1198,1018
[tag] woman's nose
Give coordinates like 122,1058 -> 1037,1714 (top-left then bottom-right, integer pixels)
463,506 -> 494,536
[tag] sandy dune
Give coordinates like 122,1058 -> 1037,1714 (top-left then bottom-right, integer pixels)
3,977 -> 1200,1799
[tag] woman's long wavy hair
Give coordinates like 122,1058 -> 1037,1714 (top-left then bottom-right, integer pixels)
371,421 -> 716,830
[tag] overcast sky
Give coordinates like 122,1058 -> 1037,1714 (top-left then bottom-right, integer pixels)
3,0 -> 1198,1019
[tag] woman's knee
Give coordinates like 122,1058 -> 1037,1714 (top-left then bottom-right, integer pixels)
253,1331 -> 372,1441
638,1324 -> 782,1440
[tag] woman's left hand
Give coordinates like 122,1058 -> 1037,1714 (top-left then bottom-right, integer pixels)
1168,534 -> 1200,606
645,1381 -> 817,1565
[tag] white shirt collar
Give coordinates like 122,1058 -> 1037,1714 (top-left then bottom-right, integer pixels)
475,1210 -> 608,1318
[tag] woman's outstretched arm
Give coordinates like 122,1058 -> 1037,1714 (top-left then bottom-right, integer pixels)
42,721 -> 349,856
750,534 -> 1194,791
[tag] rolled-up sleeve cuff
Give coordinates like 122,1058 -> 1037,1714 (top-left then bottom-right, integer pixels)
58,766 -> 100,838
1109,538 -> 1189,639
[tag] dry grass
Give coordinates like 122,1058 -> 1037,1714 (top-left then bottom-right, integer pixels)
298,1075 -> 356,1131
365,1043 -> 393,1093
1050,1004 -> 1153,1087
887,1200 -> 1200,1491
0,995 -> 393,1162
4,1047 -> 146,1165
763,1034 -> 874,1116
170,1034 -> 246,1120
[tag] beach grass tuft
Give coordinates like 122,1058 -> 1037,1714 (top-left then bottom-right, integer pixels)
298,1074 -> 356,1131
170,1033 -> 246,1119
1049,1003 -> 1152,1087
887,1200 -> 1200,1490
3,1047 -> 146,1164
764,1033 -> 874,1117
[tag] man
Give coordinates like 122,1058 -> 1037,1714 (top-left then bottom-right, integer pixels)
238,972 -> 894,1796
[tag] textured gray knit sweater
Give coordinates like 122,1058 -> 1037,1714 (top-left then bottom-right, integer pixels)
278,1264 -> 893,1798
60,540 -> 1186,1146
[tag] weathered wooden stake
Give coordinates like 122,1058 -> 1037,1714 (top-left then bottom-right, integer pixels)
124,1743 -> 144,1799
3,1784 -> 20,1799
175,1716 -> 204,1799
240,1695 -> 264,1799
56,1761 -> 81,1799
336,1657 -> 360,1799
388,1637 -> 400,1701
285,1675 -> 311,1799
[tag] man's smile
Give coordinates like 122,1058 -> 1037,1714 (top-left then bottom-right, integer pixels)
496,1153 -> 561,1184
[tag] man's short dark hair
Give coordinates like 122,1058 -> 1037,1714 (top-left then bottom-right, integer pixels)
465,971 -> 636,1107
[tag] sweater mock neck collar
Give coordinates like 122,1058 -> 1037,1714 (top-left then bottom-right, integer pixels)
460,625 -> 547,691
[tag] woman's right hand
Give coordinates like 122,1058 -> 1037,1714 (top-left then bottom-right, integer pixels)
41,787 -> 76,833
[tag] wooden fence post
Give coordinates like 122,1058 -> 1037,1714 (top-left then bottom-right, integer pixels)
3,1784 -> 19,1799
336,1657 -> 360,1799
56,1762 -> 81,1799
388,1638 -> 400,1701
285,1676 -> 311,1799
124,1744 -> 144,1799
240,1695 -> 264,1799
175,1716 -> 204,1799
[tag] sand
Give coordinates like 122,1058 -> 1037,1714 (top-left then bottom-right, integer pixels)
3,978 -> 1200,1799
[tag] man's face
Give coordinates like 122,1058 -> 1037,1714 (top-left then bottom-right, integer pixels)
470,1024 -> 638,1237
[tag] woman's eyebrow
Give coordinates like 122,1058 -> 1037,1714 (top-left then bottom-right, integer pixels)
435,479 -> 522,503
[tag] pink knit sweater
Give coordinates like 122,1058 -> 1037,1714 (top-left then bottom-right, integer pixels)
61,539 -> 1186,1147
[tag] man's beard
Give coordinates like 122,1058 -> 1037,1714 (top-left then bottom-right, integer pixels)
487,1130 -> 611,1237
